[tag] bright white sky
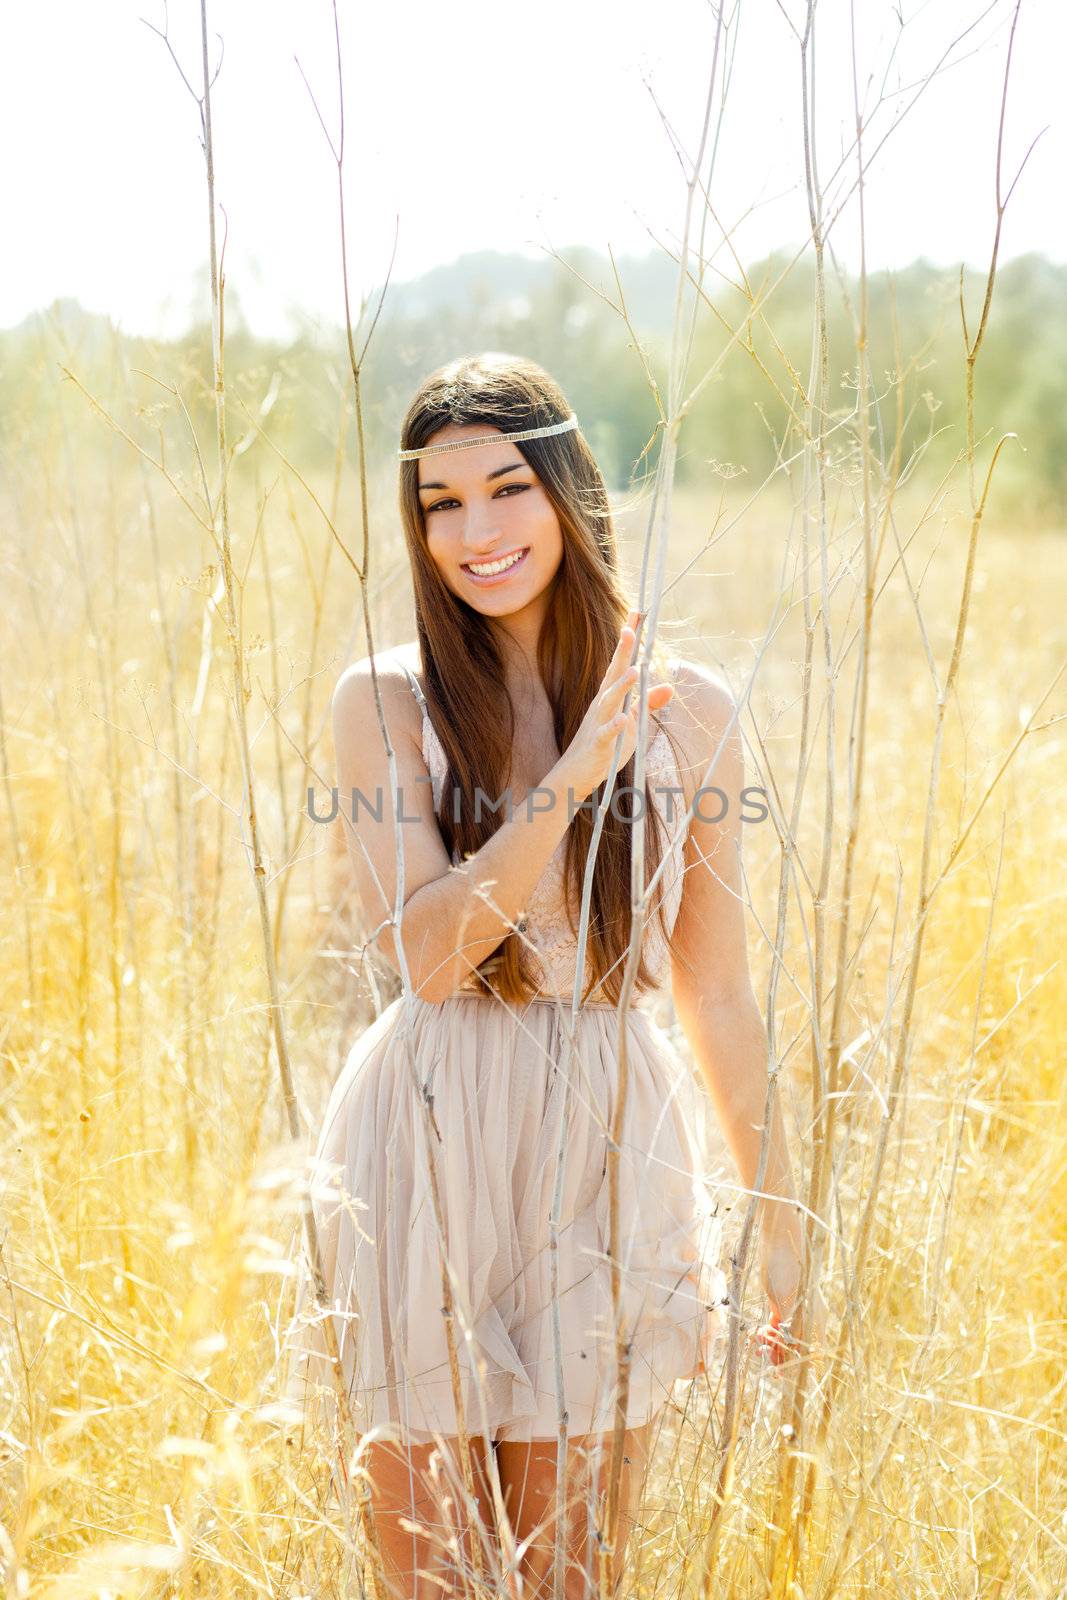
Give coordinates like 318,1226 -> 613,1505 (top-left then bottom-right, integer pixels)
3,0 -> 1062,341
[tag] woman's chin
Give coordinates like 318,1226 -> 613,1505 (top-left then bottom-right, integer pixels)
454,572 -> 551,615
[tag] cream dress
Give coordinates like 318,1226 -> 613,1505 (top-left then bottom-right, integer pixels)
282,659 -> 729,1445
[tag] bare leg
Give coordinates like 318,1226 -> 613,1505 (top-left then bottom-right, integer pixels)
495,1422 -> 655,1600
360,1431 -> 497,1600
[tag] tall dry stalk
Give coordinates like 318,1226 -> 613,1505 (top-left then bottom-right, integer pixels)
135,3 -> 390,1591
531,4 -> 1056,1597
538,9 -> 788,1592
787,4 -> 1052,1588
595,13 -> 731,1597
293,6 -> 527,1594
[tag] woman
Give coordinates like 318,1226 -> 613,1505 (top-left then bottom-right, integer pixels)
285,353 -> 812,1597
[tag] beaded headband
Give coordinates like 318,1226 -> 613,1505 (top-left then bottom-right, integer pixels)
398,413 -> 579,461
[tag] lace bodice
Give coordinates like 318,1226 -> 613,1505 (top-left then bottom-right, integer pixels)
400,660 -> 689,1004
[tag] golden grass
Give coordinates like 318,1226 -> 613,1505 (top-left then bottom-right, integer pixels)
1,434 -> 1064,1595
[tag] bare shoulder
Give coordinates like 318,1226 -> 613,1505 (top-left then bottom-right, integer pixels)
659,656 -> 744,813
331,642 -> 424,744
666,656 -> 740,757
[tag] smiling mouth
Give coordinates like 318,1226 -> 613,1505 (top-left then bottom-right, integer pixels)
461,547 -> 530,578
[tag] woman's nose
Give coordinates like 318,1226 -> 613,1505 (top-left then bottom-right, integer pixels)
461,517 -> 505,556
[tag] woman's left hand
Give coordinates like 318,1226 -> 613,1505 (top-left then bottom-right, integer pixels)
755,1225 -> 827,1367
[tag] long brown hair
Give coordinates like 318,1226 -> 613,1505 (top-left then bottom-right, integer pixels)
398,351 -> 683,1005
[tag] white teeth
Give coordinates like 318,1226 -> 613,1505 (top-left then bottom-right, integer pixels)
465,549 -> 526,576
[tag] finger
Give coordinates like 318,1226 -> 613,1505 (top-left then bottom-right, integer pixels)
615,609 -> 639,653
600,662 -> 639,711
603,692 -> 673,743
600,701 -> 632,739
604,625 -> 639,688
605,668 -> 674,715
756,1321 -> 789,1364
610,607 -> 644,664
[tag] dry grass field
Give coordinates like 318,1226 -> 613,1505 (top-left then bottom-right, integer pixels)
1,397 -> 1064,1598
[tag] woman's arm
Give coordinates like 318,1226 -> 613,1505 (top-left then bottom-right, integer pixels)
332,656 -> 581,1001
332,625 -> 671,1003
668,664 -> 802,1251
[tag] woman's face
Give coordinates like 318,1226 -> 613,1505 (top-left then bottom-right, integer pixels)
417,424 -> 564,623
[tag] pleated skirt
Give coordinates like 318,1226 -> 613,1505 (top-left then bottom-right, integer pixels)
281,992 -> 729,1445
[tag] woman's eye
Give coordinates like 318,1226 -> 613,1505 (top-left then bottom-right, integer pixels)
426,484 -> 529,514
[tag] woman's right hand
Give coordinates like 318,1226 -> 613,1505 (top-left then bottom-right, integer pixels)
560,609 -> 675,804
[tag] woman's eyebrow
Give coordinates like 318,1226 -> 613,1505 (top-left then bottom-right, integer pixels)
418,460 -> 528,493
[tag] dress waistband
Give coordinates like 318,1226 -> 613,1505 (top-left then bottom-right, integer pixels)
443,991 -> 650,1015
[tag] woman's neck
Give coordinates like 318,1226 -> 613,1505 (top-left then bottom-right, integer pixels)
490,611 -> 545,698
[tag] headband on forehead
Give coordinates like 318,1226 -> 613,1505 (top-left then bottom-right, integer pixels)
398,413 -> 580,461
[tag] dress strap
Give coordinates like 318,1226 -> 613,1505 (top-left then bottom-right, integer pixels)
399,657 -> 433,760
399,658 -> 430,726
398,658 -> 426,706
399,659 -> 450,815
